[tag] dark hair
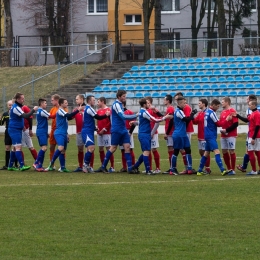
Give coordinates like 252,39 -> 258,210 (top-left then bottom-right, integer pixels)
52,94 -> 60,100
86,95 -> 94,103
249,94 -> 257,101
98,97 -> 106,104
176,96 -> 185,102
165,95 -> 172,104
139,98 -> 147,107
14,92 -> 24,100
59,97 -> 66,105
146,96 -> 153,103
174,92 -> 184,98
199,98 -> 208,107
38,98 -> 47,106
211,99 -> 221,106
116,90 -> 126,98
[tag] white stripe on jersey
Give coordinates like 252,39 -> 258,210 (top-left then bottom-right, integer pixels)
87,107 -> 96,117
176,110 -> 185,119
57,108 -> 67,116
113,102 -> 123,114
13,106 -> 24,116
143,111 -> 152,120
40,110 -> 50,118
210,111 -> 219,122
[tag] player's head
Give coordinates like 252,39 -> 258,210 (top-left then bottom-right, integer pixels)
164,95 -> 172,105
174,92 -> 184,101
38,98 -> 47,109
75,94 -> 85,106
246,94 -> 257,105
221,97 -> 231,109
198,99 -> 208,110
249,100 -> 257,110
146,96 -> 153,104
211,99 -> 221,111
7,100 -> 13,110
97,97 -> 106,108
59,97 -> 68,108
176,96 -> 186,108
14,92 -> 25,105
116,90 -> 127,102
51,94 -> 60,107
86,95 -> 95,106
139,98 -> 148,108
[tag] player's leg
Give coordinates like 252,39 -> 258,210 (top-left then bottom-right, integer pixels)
97,135 -> 105,164
163,136 -> 173,174
246,139 -> 258,175
237,138 -> 249,172
35,134 -> 48,171
0,130 -> 12,169
129,134 -> 135,165
74,133 -> 84,172
213,146 -> 232,175
119,147 -> 127,172
49,130 -> 56,161
102,134 -> 115,173
254,139 -> 260,174
199,140 -> 211,174
82,132 -> 95,173
151,134 -> 160,173
197,150 -> 210,176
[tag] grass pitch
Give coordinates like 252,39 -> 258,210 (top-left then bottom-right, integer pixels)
0,134 -> 260,259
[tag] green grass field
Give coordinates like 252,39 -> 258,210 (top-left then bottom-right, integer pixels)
0,134 -> 260,259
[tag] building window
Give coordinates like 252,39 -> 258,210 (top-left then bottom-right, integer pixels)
161,0 -> 180,12
125,14 -> 142,25
251,0 -> 256,10
244,30 -> 257,46
87,0 -> 108,14
203,32 -> 218,50
205,1 -> 215,11
174,32 -> 180,50
87,34 -> 107,52
41,36 -> 52,54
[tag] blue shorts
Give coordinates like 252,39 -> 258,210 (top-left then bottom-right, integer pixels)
37,134 -> 48,147
54,133 -> 67,150
111,130 -> 130,146
205,139 -> 219,151
8,128 -> 22,145
81,131 -> 95,147
138,134 -> 151,151
173,135 -> 190,149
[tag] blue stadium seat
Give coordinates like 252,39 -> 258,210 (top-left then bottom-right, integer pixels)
212,91 -> 220,97
193,84 -> 201,89
171,59 -> 178,63
253,56 -> 260,62
255,83 -> 260,89
160,85 -> 168,91
164,65 -> 171,71
187,58 -> 195,63
93,86 -> 102,92
155,71 -> 163,77
196,65 -> 204,70
219,84 -> 227,89
155,59 -> 163,64
221,91 -> 229,96
201,77 -> 209,83
146,59 -> 154,65
211,57 -> 219,62
110,86 -> 118,91
229,91 -> 237,96
164,59 -> 171,64
256,90 -> 260,95
144,92 -> 151,97
152,85 -> 159,91
237,90 -> 246,96
230,70 -> 238,76
168,85 -> 175,90
119,86 -> 126,90
172,65 -> 178,70
197,57 -> 204,62
255,63 -> 260,68
246,64 -> 253,69
238,64 -> 245,69
127,92 -> 134,98
184,78 -> 192,83
135,85 -> 143,91
245,56 -> 253,62
227,77 -> 235,82
243,76 -> 251,82
213,71 -> 221,76
172,71 -> 180,76
194,92 -> 202,97
213,64 -> 220,69
221,64 -> 228,69
222,71 -> 229,76
186,92 -> 193,97
127,86 -> 134,91
189,71 -> 197,76
143,79 -> 151,84
176,78 -> 183,83
229,64 -> 237,69
170,92 -> 176,96
143,85 -> 152,91
204,64 -> 212,70
177,85 -> 185,90
164,71 -> 171,77
135,92 -> 143,98
188,65 -> 196,70
126,79 -> 134,84
228,84 -> 236,89
103,86 -> 110,91
148,72 -> 156,77
151,78 -> 159,84
219,77 -> 226,82
239,70 -> 246,75
203,91 -> 211,96
155,65 -> 163,70
131,66 -> 139,71
247,90 -> 255,95
179,65 -> 187,70
131,72 -> 139,78
253,76 -> 260,81
228,57 -> 235,62
179,58 -> 186,63
102,79 -> 110,85
220,57 -> 227,62
135,79 -> 142,84
197,71 -> 205,76
159,78 -> 167,84
236,57 -> 243,62
193,77 -> 200,83
139,66 -> 147,71
186,85 -> 193,90
160,92 -> 168,97
118,79 -> 126,84
167,78 -> 175,83
246,83 -> 253,88
210,77 -> 217,83
210,84 -> 218,89
206,71 -> 213,76
123,73 -> 131,78
152,92 -> 160,98
236,83 -> 244,89
139,72 -> 147,77
255,70 -> 260,75
248,70 -> 255,75
147,66 -> 155,71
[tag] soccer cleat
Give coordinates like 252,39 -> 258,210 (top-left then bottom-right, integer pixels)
45,164 -> 54,171
36,167 -> 48,172
73,167 -> 83,172
58,168 -> 71,173
119,168 -> 127,173
169,168 -> 179,175
258,170 -> 260,175
236,164 -> 246,173
221,169 -> 233,176
197,171 -> 205,176
187,169 -> 197,175
131,166 -> 140,174
20,165 -> 31,171
204,167 -> 211,174
0,166 -> 7,170
88,167 -> 94,173
228,170 -> 236,175
153,168 -> 161,174
83,163 -> 88,173
108,167 -> 116,173
128,167 -> 139,174
33,163 -> 38,169
162,169 -> 171,174
146,170 -> 156,175
7,166 -> 20,171
179,169 -> 188,175
246,170 -> 258,175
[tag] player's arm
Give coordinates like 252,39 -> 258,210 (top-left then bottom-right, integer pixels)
235,113 -> 249,123
180,109 -> 198,123
20,108 -> 37,118
252,125 -> 260,140
144,110 -> 166,123
129,123 -> 136,134
0,112 -> 7,126
192,113 -> 199,125
114,103 -> 137,120
62,109 -> 79,120
166,119 -> 174,135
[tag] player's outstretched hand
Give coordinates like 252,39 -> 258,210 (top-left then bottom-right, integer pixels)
220,129 -> 226,134
192,108 -> 198,115
78,105 -> 84,111
33,106 -> 38,111
129,121 -> 135,126
164,134 -> 168,140
164,113 -> 172,120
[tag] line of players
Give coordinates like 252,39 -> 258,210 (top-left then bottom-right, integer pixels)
1,91 -> 259,175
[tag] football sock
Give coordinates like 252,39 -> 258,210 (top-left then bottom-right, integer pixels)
59,153 -> 66,169
171,155 -> 177,169
168,150 -> 173,166
143,155 -> 150,173
130,149 -> 135,164
255,151 -> 260,169
134,154 -> 143,168
153,150 -> 160,169
102,150 -> 112,168
124,152 -> 133,170
181,150 -> 188,168
99,150 -> 105,164
51,149 -> 61,165
198,156 -> 207,172
110,154 -> 115,168
230,153 -> 236,170
121,150 -> 127,169
242,153 -> 249,170
149,153 -> 152,169
50,149 -> 54,161
78,151 -> 84,168
248,151 -> 256,171
215,154 -> 225,172
15,151 -> 24,167
205,155 -> 210,168
5,151 -> 10,167
30,148 -> 38,160
84,151 -> 92,165
37,150 -> 45,168
8,151 -> 16,168
90,152 -> 94,168
186,154 -> 192,170
223,152 -> 231,169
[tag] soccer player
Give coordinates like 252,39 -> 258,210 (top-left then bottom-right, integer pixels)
100,90 -> 137,173
0,100 -> 18,170
81,95 -> 110,173
197,99 -> 232,176
7,92 -> 38,171
193,99 -> 211,174
170,97 -> 197,175
163,95 -> 175,174
46,98 -> 83,172
96,97 -> 115,172
232,101 -> 260,175
132,98 -> 171,175
34,98 -> 55,172
219,97 -> 238,175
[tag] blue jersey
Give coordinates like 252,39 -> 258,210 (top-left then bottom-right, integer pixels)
111,100 -> 126,133
173,108 -> 187,138
36,108 -> 50,135
55,108 -> 69,135
9,103 -> 24,130
138,108 -> 155,134
82,105 -> 96,133
204,108 -> 219,140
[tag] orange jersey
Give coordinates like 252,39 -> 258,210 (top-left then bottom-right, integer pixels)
49,106 -> 68,131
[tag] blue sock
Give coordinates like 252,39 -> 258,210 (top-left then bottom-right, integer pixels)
186,154 -> 192,170
15,151 -> 24,167
198,156 -> 207,172
143,155 -> 150,172
134,154 -> 143,168
242,153 -> 249,170
84,151 -> 92,165
37,150 -> 45,168
171,155 -> 177,169
59,153 -> 66,169
51,149 -> 61,165
102,150 -> 112,168
124,152 -> 132,171
215,154 -> 225,172
8,151 -> 16,168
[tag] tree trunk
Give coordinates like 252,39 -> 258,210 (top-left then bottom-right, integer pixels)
258,0 -> 260,48
207,0 -> 212,56
217,0 -> 227,56
191,0 -> 198,57
154,0 -> 162,58
2,0 -> 13,67
114,0 -> 120,61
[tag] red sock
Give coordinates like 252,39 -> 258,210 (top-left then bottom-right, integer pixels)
130,150 -> 135,164
30,149 -> 38,160
230,153 -> 236,170
168,150 -> 173,165
121,150 -> 127,169
90,152 -> 94,168
180,150 -> 187,166
153,150 -> 160,169
110,154 -> 114,168
255,151 -> 260,169
149,153 -> 152,169
205,155 -> 211,168
50,149 -> 54,161
248,151 -> 256,171
99,151 -> 105,164
78,151 -> 84,168
223,153 -> 231,169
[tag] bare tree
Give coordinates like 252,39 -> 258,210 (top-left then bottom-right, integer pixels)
114,0 -> 120,61
216,0 -> 227,56
154,0 -> 163,57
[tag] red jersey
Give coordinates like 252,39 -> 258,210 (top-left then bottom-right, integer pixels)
219,108 -> 238,137
147,108 -> 160,134
97,107 -> 111,135
73,108 -> 84,133
124,109 -> 134,130
183,104 -> 194,133
193,110 -> 206,140
22,105 -> 32,129
165,105 -> 174,135
248,110 -> 260,138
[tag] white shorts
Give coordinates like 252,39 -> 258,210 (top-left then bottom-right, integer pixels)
76,133 -> 84,146
151,134 -> 159,149
220,137 -> 236,150
166,136 -> 173,147
247,138 -> 260,151
187,133 -> 192,143
97,134 -> 111,147
22,129 -> 33,148
120,134 -> 134,149
198,140 -> 206,150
